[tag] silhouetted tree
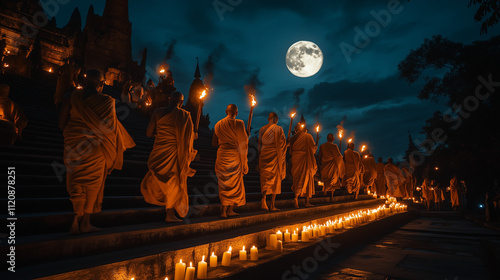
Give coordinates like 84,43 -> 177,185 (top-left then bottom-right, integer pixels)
469,0 -> 500,35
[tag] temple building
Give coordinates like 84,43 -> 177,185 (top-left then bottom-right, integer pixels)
185,59 -> 210,129
0,0 -> 145,83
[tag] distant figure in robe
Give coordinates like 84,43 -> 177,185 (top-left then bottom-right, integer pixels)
433,183 -> 445,211
384,158 -> 405,198
141,91 -> 197,222
318,133 -> 344,202
59,69 -> 135,235
448,176 -> 461,211
401,165 -> 414,199
54,59 -> 77,106
361,153 -> 377,194
258,112 -> 287,211
421,178 -> 434,211
290,123 -> 317,208
374,157 -> 386,197
5,45 -> 31,78
344,142 -> 364,199
212,104 -> 248,218
0,84 -> 27,145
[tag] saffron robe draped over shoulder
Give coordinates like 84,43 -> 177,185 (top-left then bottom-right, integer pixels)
290,131 -> 317,198
449,177 -> 460,207
64,91 -> 135,215
344,149 -> 364,194
375,162 -> 386,196
319,142 -> 344,192
259,124 -> 287,195
384,163 -> 405,198
215,116 -> 248,206
361,156 -> 377,188
140,108 -> 197,217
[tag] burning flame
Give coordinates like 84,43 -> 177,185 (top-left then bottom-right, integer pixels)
361,145 -> 366,152
76,85 -> 83,90
250,95 -> 257,107
83,74 -> 87,78
291,112 -> 296,118
228,246 -> 232,253
301,124 -> 304,128
3,63 -> 9,68
145,101 -> 152,106
316,125 -> 320,132
338,130 -> 343,139
364,155 -> 368,158
199,89 -> 207,99
434,166 -> 439,170
348,138 -> 353,143
48,67 -> 53,73
159,68 -> 165,74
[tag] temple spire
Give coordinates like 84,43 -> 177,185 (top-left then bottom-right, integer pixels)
194,57 -> 201,78
103,0 -> 129,21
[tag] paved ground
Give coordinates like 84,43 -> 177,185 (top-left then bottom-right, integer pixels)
316,211 -> 500,280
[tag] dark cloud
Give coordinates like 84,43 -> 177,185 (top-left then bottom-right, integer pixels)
203,44 -> 225,86
164,39 -> 176,61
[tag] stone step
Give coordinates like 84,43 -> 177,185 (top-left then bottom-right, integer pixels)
4,197 -> 384,269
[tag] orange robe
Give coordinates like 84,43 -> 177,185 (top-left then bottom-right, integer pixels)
449,177 -> 460,207
384,163 -> 405,198
318,142 -> 344,192
344,149 -> 364,194
0,94 -> 27,145
258,124 -> 287,195
215,116 -> 248,206
290,131 -> 317,198
421,178 -> 434,201
375,162 -> 386,196
63,91 -> 135,216
141,108 -> 197,217
361,156 -> 377,189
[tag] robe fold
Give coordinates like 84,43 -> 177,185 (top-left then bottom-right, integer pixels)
361,156 -> 377,189
449,177 -> 460,207
141,108 -> 197,217
258,124 -> 287,195
384,163 -> 405,198
421,178 -> 434,202
375,162 -> 386,196
401,166 -> 414,198
0,95 -> 27,145
64,91 -> 135,216
344,149 -> 364,194
318,142 -> 344,192
215,116 -> 248,206
290,131 -> 317,198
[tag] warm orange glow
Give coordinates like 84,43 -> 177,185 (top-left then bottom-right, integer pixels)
6,50 -> 10,54
291,112 -> 296,118
348,138 -> 353,143
189,262 -> 193,267
316,125 -> 320,132
77,85 -> 83,90
145,101 -> 152,106
199,89 -> 207,100
338,130 -> 343,139
318,181 -> 324,186
364,155 -> 368,158
301,124 -> 304,128
228,246 -> 232,253
48,67 -> 53,73
361,145 -> 366,152
159,68 -> 165,74
202,255 -> 205,262
250,94 -> 257,107
3,63 -> 9,68
434,166 -> 439,170
83,74 -> 87,78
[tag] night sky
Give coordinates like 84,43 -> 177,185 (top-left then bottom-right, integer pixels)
55,0 -> 500,161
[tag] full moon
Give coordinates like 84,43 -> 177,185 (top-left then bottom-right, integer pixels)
286,41 -> 323,78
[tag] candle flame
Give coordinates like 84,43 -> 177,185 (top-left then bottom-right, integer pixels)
291,112 -> 296,118
228,246 -> 232,252
189,262 -> 193,267
212,252 -> 215,257
180,259 -> 183,264
84,74 -> 87,78
364,155 -> 368,158
286,229 -> 289,233
200,89 -> 207,99
316,125 -> 320,132
250,94 -> 257,107
3,63 -> 9,68
48,67 -> 53,73
434,166 -> 439,170
252,245 -> 256,249
202,255 -> 205,262
277,230 -> 281,234
242,246 -> 245,251
165,277 -> 168,280
348,138 -> 353,143
77,85 -> 83,90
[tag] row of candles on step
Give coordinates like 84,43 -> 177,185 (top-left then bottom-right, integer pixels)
170,203 -> 407,280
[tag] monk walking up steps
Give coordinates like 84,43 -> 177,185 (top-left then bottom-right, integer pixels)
213,104 -> 249,218
258,112 -> 288,211
59,69 -> 135,235
343,142 -> 364,200
318,133 -> 345,202
141,91 -> 198,223
290,123 -> 317,208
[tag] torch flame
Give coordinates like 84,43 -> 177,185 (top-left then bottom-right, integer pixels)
250,95 -> 257,107
4,63 -> 9,68
77,85 -> 83,90
316,125 -> 320,132
199,89 -> 207,99
291,112 -> 296,118
159,68 -> 165,74
48,67 -> 53,73
361,145 -> 366,152
364,155 -> 368,158
338,130 -> 343,139
301,124 -> 304,128
348,138 -> 353,143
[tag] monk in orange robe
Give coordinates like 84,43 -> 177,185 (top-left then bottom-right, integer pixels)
258,112 -> 287,211
384,158 -> 405,198
374,157 -> 386,197
59,69 -> 135,235
0,83 -> 27,145
141,91 -> 197,222
448,176 -> 461,211
212,104 -> 248,218
361,153 -> 377,194
344,142 -> 364,199
290,123 -> 317,208
318,133 -> 345,202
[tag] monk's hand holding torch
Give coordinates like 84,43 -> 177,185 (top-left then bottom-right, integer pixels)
287,112 -> 296,140
247,95 -> 256,135
195,89 -> 207,133
316,125 -> 320,145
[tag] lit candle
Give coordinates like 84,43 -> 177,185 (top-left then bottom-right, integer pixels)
269,234 -> 278,250
301,228 -> 309,242
320,225 -> 326,236
287,112 -> 296,139
276,230 -> 283,242
239,246 -> 247,261
277,240 -> 283,252
250,246 -> 258,261
284,229 -> 291,242
174,259 -> 186,280
292,230 -> 298,242
197,256 -> 207,279
209,252 -> 217,268
184,262 -> 195,280
221,246 -> 232,266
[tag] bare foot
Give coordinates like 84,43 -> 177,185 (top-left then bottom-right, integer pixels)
261,199 -> 269,211
305,203 -> 314,208
227,211 -> 239,216
221,212 -> 228,218
80,224 -> 101,234
70,216 -> 81,235
165,216 -> 183,223
270,206 -> 280,212
294,198 -> 299,209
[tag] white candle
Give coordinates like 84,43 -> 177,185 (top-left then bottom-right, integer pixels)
269,234 -> 278,249
209,252 -> 217,268
221,246 -> 232,266
284,229 -> 291,242
292,230 -> 298,242
184,262 -> 195,280
250,245 -> 258,261
276,230 -> 283,242
239,246 -> 247,261
277,240 -> 283,252
320,226 -> 326,236
174,259 -> 186,280
197,256 -> 207,279
301,229 -> 309,242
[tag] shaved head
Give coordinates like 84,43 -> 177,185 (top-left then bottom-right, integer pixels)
348,142 -> 354,150
226,104 -> 238,117
169,91 -> 184,107
327,133 -> 334,142
268,112 -> 278,123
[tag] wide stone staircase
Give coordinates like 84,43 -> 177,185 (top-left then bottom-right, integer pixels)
0,74 -> 387,280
